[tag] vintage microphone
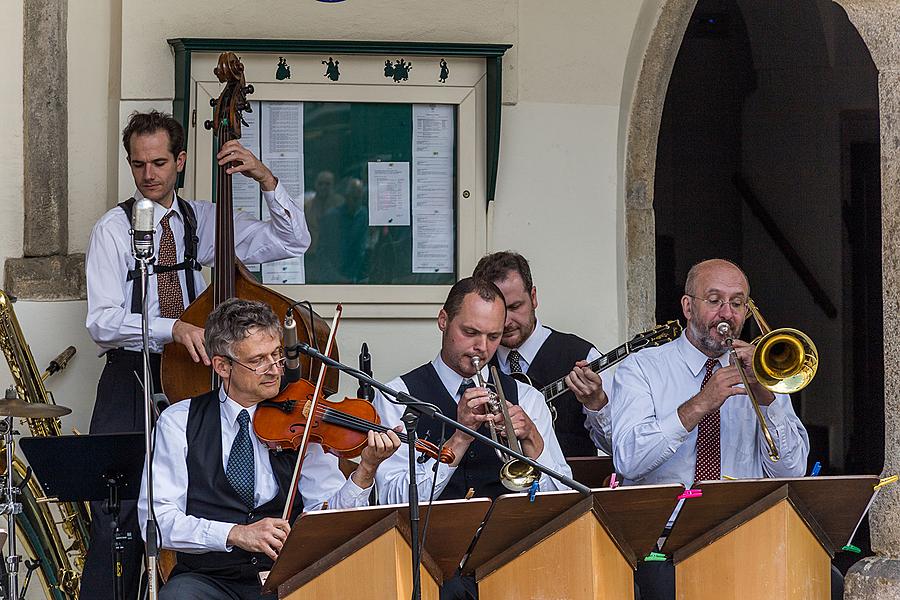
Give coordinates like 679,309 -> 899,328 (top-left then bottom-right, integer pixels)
130,198 -> 159,600
357,343 -> 374,401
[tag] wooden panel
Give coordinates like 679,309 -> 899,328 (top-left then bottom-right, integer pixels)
283,528 -> 438,600
676,499 -> 829,600
479,511 -> 633,600
666,476 -> 877,556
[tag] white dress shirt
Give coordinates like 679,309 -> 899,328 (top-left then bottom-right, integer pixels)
495,320 -> 612,454
610,331 -> 809,488
372,354 -> 573,504
86,185 -> 310,354
138,388 -> 370,553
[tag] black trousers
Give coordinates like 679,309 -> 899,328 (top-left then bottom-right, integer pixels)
160,572 -> 274,600
79,350 -> 161,600
634,559 -> 845,600
440,574 -> 478,600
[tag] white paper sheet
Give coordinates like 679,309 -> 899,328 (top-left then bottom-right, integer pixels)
367,162 -> 410,226
261,102 -> 304,201
262,256 -> 306,284
413,104 -> 454,158
232,100 -> 262,218
412,211 -> 454,273
412,156 -> 453,213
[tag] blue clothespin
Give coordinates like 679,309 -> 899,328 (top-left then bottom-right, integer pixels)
810,461 -> 822,477
528,480 -> 539,502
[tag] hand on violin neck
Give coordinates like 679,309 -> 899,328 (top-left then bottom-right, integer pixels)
217,140 -> 277,191
226,517 -> 290,561
352,428 -> 403,488
172,320 -> 210,365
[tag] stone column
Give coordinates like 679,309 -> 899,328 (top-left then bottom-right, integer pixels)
4,0 -> 85,300
836,1 -> 900,597
624,0 -> 697,334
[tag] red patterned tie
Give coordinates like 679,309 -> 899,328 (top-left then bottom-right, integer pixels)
157,212 -> 185,319
694,358 -> 721,482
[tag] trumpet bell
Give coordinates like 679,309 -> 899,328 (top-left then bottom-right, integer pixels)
752,327 -> 818,394
500,459 -> 539,492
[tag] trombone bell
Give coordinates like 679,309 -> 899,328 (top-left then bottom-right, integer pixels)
750,316 -> 818,394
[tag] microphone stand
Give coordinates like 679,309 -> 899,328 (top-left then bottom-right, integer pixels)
133,247 -> 159,600
288,342 -> 589,600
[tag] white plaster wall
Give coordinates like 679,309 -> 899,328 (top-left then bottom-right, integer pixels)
6,0 -> 649,429
0,1 -> 24,275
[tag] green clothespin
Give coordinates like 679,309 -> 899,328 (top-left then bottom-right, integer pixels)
644,551 -> 667,562
842,544 -> 861,554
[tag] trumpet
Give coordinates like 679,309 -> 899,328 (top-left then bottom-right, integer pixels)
471,356 -> 539,492
716,298 -> 818,462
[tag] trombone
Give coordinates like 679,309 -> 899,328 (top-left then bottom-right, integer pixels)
471,356 -> 539,491
717,298 -> 818,462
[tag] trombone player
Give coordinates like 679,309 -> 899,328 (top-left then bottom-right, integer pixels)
610,259 -> 830,599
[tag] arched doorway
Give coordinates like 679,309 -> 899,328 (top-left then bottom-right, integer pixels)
622,0 -> 885,572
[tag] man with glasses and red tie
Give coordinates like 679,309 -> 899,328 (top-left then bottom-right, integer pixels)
139,299 -> 400,600
609,258 -> 819,600
83,110 -> 310,600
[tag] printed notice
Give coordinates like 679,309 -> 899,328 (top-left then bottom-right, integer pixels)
261,102 -> 304,201
368,162 -> 410,226
262,257 -> 305,284
412,157 -> 453,213
232,100 -> 261,218
412,211 -> 454,273
413,104 -> 454,158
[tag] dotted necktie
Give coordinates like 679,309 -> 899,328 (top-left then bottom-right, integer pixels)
157,211 -> 185,319
226,410 -> 256,509
694,359 -> 721,482
508,349 -> 524,374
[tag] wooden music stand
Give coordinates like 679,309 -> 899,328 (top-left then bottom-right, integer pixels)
464,485 -> 683,600
263,498 -> 491,599
664,476 -> 879,600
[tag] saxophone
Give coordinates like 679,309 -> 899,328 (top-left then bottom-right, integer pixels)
0,289 -> 90,599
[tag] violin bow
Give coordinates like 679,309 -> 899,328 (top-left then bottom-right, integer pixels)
281,304 -> 343,521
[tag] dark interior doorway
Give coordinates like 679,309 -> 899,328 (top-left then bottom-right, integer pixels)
654,0 -> 882,478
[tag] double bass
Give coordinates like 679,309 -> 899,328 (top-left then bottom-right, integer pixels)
160,52 -> 337,402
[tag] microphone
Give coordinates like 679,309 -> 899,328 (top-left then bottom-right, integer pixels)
283,310 -> 301,383
131,197 -> 156,259
45,345 -> 76,376
357,342 -> 374,401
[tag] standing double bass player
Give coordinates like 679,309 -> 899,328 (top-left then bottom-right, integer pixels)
82,109 -> 310,600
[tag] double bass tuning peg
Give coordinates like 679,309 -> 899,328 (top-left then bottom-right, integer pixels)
242,84 -> 254,96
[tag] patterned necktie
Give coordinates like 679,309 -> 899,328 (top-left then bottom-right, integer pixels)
157,211 -> 185,319
694,359 -> 721,482
457,379 -> 474,399
226,409 -> 256,509
508,349 -> 524,374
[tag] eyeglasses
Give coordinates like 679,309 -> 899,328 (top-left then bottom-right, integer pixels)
687,295 -> 749,313
226,348 -> 286,376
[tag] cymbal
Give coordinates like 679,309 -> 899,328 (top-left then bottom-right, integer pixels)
0,398 -> 71,418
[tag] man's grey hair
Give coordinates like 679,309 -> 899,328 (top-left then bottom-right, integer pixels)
204,298 -> 282,359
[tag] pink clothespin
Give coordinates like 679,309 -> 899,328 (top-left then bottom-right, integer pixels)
609,473 -> 619,489
677,489 -> 703,500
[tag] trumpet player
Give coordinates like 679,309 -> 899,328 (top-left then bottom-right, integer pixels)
610,259 -> 818,600
372,277 -> 571,599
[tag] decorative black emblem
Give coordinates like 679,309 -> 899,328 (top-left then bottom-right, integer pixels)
384,58 -> 412,83
322,57 -> 340,81
275,57 -> 291,80
439,59 -> 449,83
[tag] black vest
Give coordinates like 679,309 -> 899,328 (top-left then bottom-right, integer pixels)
118,196 -> 202,314
172,391 -> 302,582
507,329 -> 595,457
401,363 -> 520,500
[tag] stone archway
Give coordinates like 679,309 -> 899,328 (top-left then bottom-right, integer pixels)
622,1 -> 900,596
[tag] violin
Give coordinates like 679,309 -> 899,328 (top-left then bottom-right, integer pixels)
254,379 -> 455,464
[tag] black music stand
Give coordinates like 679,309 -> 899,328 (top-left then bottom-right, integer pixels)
20,433 -> 145,600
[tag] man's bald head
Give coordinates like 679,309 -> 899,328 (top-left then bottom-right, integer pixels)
684,259 -> 749,297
